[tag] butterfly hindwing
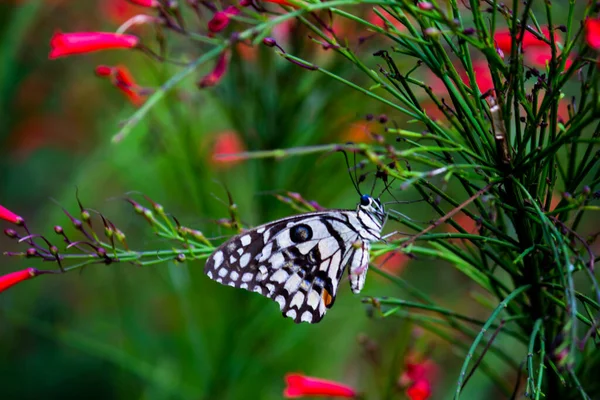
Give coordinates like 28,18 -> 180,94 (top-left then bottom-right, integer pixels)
204,196 -> 385,324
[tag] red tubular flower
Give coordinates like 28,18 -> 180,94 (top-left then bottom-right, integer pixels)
0,268 -> 39,294
128,0 -> 160,6
0,204 -> 23,225
208,6 -> 240,34
585,18 -> 600,49
95,65 -> 146,106
406,379 -> 431,400
199,51 -> 230,88
284,374 -> 356,398
49,31 -> 139,59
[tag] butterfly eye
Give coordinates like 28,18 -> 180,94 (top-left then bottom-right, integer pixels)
290,224 -> 313,243
360,194 -> 371,206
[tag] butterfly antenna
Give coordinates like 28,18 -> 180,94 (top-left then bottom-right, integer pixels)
370,169 -> 378,196
380,175 -> 399,202
340,147 -> 361,196
351,143 -> 362,194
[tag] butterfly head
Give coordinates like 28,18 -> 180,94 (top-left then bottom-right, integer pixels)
358,194 -> 385,226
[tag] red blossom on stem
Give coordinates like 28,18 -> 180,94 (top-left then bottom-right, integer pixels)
399,358 -> 439,400
0,268 -> 39,294
208,6 -> 240,34
406,379 -> 431,400
95,65 -> 147,106
0,204 -> 23,225
284,374 -> 357,398
585,18 -> 600,50
49,31 -> 139,59
199,51 -> 230,88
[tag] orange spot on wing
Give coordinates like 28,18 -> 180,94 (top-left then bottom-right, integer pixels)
322,289 -> 333,307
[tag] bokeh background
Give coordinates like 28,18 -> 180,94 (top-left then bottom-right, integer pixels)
0,1 -> 593,399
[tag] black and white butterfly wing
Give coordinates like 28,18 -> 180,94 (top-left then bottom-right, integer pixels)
204,195 -> 385,324
205,212 -> 366,323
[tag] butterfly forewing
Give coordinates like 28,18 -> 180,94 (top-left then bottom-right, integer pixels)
204,197 -> 384,324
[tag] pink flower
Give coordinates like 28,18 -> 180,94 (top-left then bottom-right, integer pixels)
284,374 -> 357,398
585,18 -> 600,49
0,204 -> 23,225
208,6 -> 240,34
211,130 -> 246,167
198,51 -> 230,88
95,65 -> 146,106
0,268 -> 39,294
49,31 -> 139,59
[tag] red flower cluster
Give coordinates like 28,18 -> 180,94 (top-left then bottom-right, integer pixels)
284,374 -> 356,398
95,65 -> 146,106
49,32 -> 139,59
493,27 -> 571,69
400,358 -> 439,400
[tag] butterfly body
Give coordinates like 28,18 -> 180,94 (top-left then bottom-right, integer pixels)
204,194 -> 385,323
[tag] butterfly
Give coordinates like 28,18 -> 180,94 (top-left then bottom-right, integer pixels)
204,193 -> 385,323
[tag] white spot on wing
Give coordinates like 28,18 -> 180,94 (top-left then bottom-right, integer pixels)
284,273 -> 302,294
241,234 -> 252,246
229,255 -> 237,264
230,271 -> 239,281
307,290 -> 320,309
318,237 -> 339,259
253,286 -> 263,294
269,252 -> 285,269
290,292 -> 305,309
257,242 -> 273,262
271,269 -> 288,284
212,251 -> 223,269
240,283 -> 248,289
286,309 -> 297,319
275,295 -> 286,310
218,268 -> 228,278
296,241 -> 316,255
207,271 -> 213,279
242,272 -> 254,282
266,283 -> 275,296
301,311 -> 313,323
237,248 -> 243,255
240,253 -> 251,268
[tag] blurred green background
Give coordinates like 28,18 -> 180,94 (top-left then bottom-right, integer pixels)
0,1 -> 590,399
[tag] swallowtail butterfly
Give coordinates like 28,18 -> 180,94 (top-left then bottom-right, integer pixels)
204,194 -> 385,323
